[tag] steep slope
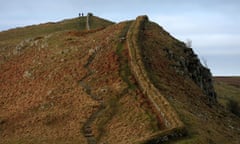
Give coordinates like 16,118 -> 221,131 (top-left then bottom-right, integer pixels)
0,15 -> 239,144
0,16 -> 160,144
137,16 -> 240,143
127,16 -> 185,143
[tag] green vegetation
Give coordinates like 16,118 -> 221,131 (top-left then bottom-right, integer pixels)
96,22 -> 134,141
214,77 -> 240,117
227,99 -> 240,117
88,16 -> 115,30
145,110 -> 160,132
214,80 -> 240,104
116,21 -> 137,90
3,137 -> 85,144
0,18 -> 82,42
0,16 -> 114,48
96,95 -> 120,140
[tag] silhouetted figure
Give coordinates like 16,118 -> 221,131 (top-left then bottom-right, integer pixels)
79,13 -> 84,17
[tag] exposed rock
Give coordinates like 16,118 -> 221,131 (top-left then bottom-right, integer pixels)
23,70 -> 32,79
165,47 -> 217,105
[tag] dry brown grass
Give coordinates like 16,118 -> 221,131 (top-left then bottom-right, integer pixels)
1,15 -> 239,144
138,17 -> 240,144
0,17 -> 157,144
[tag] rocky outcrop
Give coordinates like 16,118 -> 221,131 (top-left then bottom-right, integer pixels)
165,46 -> 217,105
184,48 -> 217,104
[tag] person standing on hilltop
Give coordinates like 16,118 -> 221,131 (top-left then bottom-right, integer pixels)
79,13 -> 84,17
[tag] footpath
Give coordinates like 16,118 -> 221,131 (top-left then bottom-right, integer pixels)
82,15 -> 186,144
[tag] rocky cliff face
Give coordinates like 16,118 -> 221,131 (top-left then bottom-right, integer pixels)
137,19 -> 217,106
164,45 -> 217,105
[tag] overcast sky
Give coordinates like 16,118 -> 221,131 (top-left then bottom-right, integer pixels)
1,0 -> 239,76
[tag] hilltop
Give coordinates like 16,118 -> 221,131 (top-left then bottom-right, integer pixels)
0,15 -> 239,144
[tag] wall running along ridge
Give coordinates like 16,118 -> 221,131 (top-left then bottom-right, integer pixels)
127,16 -> 186,143
86,14 -> 90,30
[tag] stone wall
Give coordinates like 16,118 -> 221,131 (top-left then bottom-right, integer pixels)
127,16 -> 186,143
125,15 -> 216,143
86,13 -> 91,30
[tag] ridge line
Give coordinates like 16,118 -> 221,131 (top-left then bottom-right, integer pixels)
126,16 -> 186,143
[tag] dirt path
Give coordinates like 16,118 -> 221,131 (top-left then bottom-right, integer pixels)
81,16 -> 186,144
81,23 -> 132,144
79,50 -> 99,144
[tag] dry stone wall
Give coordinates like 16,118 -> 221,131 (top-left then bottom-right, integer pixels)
127,16 -> 186,143
86,13 -> 91,30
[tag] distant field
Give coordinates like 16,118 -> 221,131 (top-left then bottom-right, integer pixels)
214,77 -> 240,88
214,77 -> 240,107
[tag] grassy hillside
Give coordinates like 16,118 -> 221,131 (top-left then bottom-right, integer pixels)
0,16 -> 114,41
0,15 -> 239,144
138,21 -> 240,144
0,16 -> 114,64
214,77 -> 240,116
0,17 -> 158,144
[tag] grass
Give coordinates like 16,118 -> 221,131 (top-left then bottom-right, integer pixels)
145,109 -> 160,132
166,136 -> 199,144
0,16 -> 114,48
94,21 -> 160,142
88,16 -> 115,30
0,18 -> 81,41
2,14 -> 240,144
96,22 -> 134,141
214,77 -> 240,117
96,95 -> 120,141
129,16 -> 240,144
0,15 -> 115,144
116,42 -> 136,90
116,21 -> 137,90
3,137 -> 85,144
214,78 -> 240,106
